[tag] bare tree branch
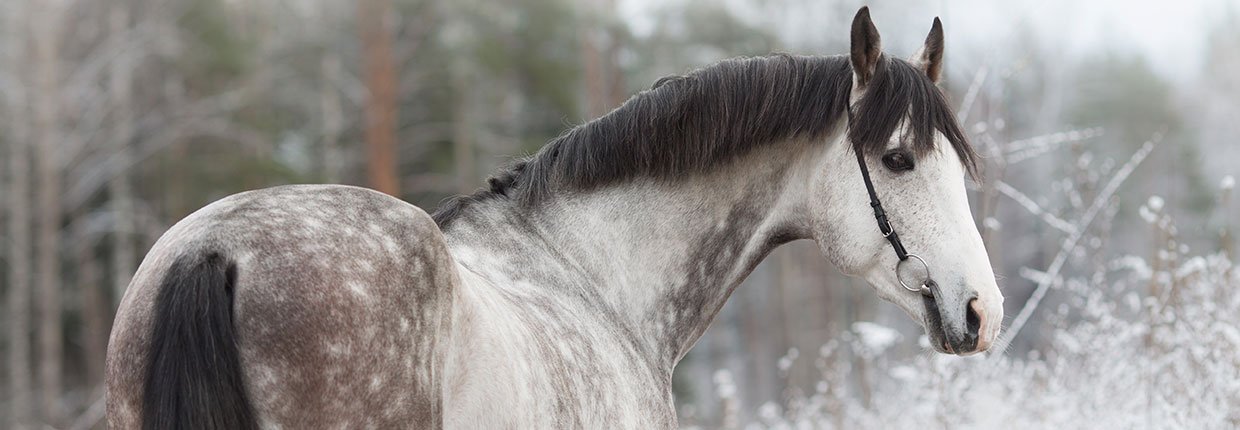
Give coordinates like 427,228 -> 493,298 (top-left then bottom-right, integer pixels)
993,136 -> 1159,357
956,66 -> 988,121
995,181 -> 1077,235
1004,127 -> 1105,165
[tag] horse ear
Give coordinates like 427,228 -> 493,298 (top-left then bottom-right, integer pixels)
850,7 -> 882,88
910,17 -> 945,83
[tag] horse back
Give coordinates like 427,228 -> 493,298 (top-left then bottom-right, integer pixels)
106,185 -> 459,429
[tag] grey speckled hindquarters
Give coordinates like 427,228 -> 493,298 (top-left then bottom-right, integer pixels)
106,185 -> 459,429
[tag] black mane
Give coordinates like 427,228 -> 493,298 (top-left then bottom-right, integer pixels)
433,53 -> 977,228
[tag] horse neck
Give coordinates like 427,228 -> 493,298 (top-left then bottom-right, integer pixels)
445,139 -> 831,366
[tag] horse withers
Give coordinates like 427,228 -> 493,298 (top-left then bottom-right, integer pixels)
106,7 -> 1002,429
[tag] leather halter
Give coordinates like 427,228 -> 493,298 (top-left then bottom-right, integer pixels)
853,143 -> 934,297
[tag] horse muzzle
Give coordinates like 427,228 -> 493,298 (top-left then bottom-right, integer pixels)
921,283 -> 989,355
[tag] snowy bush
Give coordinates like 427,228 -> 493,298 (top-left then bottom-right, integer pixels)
696,228 -> 1238,429
738,250 -> 1238,429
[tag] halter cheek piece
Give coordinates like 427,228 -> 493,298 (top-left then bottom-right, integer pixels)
853,143 -> 935,297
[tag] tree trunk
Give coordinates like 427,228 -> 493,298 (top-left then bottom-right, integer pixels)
90,4 -> 135,394
579,0 -> 622,119
5,2 -> 34,426
320,53 -> 345,183
357,0 -> 400,196
109,4 -> 136,309
77,228 -> 106,389
452,70 -> 474,194
580,22 -> 607,119
32,0 -> 63,423
5,47 -> 34,430
604,28 -> 627,110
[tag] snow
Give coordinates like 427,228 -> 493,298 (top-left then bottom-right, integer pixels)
713,369 -> 736,399
1175,256 -> 1207,278
1139,204 -> 1159,224
757,402 -> 781,423
1147,195 -> 1165,211
983,217 -> 1002,231
889,365 -> 917,381
851,322 -> 899,355
709,248 -> 1240,429
1111,255 -> 1152,279
777,348 -> 799,372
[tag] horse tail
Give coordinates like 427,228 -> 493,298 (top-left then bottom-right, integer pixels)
141,251 -> 257,430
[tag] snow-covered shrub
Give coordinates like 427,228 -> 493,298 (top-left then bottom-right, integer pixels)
720,242 -> 1237,429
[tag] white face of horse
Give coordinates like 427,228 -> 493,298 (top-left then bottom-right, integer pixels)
810,8 -> 1002,355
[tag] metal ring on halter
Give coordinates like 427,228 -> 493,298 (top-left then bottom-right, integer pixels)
896,253 -> 932,294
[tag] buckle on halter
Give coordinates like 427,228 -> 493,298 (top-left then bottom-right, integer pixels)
875,213 -> 895,238
896,253 -> 932,295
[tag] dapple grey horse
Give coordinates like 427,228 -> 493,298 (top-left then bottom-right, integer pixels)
106,7 -> 1002,429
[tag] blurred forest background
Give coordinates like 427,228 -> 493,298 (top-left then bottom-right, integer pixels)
1,0 -> 1238,428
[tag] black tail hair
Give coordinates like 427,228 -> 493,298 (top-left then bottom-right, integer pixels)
142,252 -> 257,430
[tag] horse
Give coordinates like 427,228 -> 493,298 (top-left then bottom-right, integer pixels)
105,7 -> 1002,429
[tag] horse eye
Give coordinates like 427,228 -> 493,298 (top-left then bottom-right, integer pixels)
881,151 -> 915,172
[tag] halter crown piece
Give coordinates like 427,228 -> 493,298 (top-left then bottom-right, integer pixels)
852,144 -> 935,297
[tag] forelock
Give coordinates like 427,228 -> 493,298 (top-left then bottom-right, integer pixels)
847,55 -> 980,179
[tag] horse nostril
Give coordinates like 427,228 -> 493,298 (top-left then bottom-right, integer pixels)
965,298 -> 981,343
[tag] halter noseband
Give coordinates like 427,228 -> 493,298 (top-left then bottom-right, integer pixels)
853,144 -> 934,297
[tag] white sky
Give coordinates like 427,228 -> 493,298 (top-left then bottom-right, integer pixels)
618,0 -> 1236,82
